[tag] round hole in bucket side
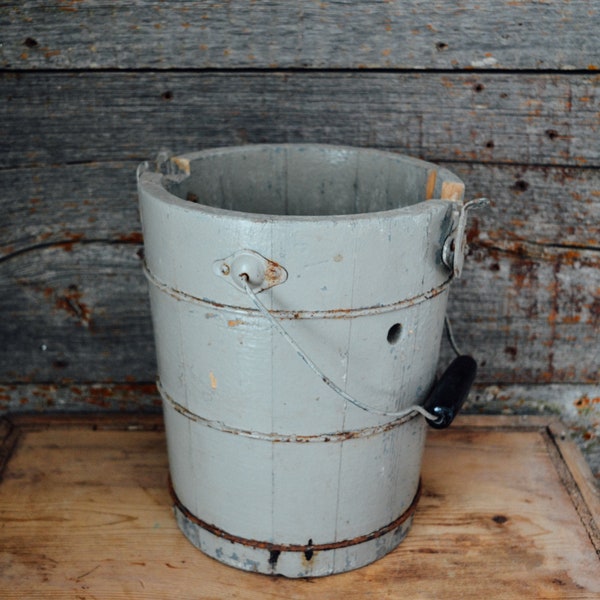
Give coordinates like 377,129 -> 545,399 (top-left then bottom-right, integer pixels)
387,323 -> 402,344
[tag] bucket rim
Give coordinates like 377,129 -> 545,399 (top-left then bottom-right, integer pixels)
137,143 -> 465,222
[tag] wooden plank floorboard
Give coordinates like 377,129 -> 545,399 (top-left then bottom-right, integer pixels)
0,415 -> 598,599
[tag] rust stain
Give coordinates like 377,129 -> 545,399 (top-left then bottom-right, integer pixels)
170,478 -> 421,554
57,0 -> 84,12
587,297 -> 600,327
118,232 -> 143,244
263,258 -> 287,287
227,319 -> 242,327
574,395 -> 600,410
209,372 -> 217,390
55,284 -> 91,327
562,249 -> 582,265
467,217 -> 480,243
510,258 -> 538,292
59,232 -> 85,252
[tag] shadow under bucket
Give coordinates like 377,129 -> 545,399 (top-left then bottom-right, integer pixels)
137,144 -> 480,577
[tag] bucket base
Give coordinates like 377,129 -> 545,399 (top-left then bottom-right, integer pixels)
170,480 -> 421,578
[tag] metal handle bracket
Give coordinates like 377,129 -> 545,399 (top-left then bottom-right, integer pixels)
442,197 -> 489,278
213,249 -> 288,293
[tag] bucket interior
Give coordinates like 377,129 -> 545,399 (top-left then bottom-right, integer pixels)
164,145 -> 462,217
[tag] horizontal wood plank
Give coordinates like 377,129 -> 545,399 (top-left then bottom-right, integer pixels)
443,242 -> 600,384
446,163 -> 600,249
2,1 -> 599,71
1,71 -> 598,169
2,162 -> 598,257
0,241 -> 153,383
0,417 -> 598,598
0,161 -> 141,254
0,383 -> 161,414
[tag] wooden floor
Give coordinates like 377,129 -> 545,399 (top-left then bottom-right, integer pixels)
0,414 -> 598,599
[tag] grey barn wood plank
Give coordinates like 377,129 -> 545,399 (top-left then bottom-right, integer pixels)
444,163 -> 600,250
0,161 -> 142,254
442,243 -> 600,384
2,1 -> 599,70
2,162 -> 598,255
0,241 -> 154,383
1,71 -> 598,169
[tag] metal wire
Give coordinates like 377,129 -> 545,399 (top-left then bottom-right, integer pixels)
444,315 -> 463,357
241,276 -> 439,422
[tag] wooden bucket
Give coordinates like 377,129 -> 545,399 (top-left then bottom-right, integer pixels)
137,144 -> 470,577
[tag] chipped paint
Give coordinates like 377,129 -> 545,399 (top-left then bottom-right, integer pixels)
470,56 -> 498,68
171,156 -> 191,175
209,372 -> 217,389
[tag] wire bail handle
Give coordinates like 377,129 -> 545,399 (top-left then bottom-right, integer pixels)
215,197 -> 487,427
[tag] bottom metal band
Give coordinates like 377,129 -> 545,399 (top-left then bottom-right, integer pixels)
169,478 -> 421,577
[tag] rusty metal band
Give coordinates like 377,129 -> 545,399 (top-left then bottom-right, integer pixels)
158,379 -> 420,443
170,476 -> 421,554
143,263 -> 452,320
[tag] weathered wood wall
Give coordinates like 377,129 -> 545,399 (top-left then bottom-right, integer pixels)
0,1 -> 599,476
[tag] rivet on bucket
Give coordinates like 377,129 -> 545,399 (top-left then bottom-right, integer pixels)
137,144 -> 484,577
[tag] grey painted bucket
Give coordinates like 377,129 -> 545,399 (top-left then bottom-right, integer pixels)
137,144 -> 473,577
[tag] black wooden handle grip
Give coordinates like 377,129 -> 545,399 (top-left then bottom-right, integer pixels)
423,355 -> 478,429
